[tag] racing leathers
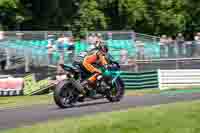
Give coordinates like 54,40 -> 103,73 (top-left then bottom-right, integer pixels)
82,49 -> 108,85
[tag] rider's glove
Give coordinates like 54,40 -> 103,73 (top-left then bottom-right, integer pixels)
104,64 -> 110,70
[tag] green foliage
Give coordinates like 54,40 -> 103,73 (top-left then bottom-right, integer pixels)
0,0 -> 199,36
71,0 -> 107,38
155,0 -> 186,35
0,0 -> 19,30
118,0 -> 148,30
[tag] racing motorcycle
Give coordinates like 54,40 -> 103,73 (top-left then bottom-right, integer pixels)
53,53 -> 125,108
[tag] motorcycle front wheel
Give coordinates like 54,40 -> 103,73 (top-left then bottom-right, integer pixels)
106,77 -> 125,102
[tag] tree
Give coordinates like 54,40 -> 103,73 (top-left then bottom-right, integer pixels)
155,0 -> 186,35
184,0 -> 200,35
71,0 -> 107,38
0,0 -> 199,38
0,0 -> 19,30
119,0 -> 148,31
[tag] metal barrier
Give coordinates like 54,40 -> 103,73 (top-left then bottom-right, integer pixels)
0,31 -> 73,72
1,31 -> 200,73
158,69 -> 200,90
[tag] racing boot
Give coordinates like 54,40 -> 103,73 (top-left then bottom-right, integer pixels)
77,80 -> 89,102
69,79 -> 86,102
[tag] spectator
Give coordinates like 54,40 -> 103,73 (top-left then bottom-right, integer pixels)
88,33 -> 96,45
88,33 -> 96,50
120,49 -> 128,64
135,40 -> 145,60
127,57 -> 138,72
176,33 -> 185,57
159,35 -> 168,58
108,32 -> 112,40
167,36 -> 175,58
67,37 -> 75,63
0,47 -> 6,70
56,34 -> 67,64
194,33 -> 199,41
96,33 -> 104,47
47,40 -> 55,65
88,33 -> 103,50
194,33 -> 200,57
47,33 -> 56,44
16,32 -> 24,40
0,31 -> 5,41
0,60 -> 6,70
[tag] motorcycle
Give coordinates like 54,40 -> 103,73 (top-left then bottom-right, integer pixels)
53,53 -> 125,108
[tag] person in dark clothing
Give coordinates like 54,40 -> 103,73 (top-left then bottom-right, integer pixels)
0,59 -> 6,70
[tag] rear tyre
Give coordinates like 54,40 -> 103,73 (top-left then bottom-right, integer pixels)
106,77 -> 125,102
53,80 -> 78,108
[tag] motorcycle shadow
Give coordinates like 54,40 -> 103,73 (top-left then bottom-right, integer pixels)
75,100 -> 110,108
56,99 -> 111,110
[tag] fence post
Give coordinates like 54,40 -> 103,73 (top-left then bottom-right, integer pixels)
5,48 -> 11,70
158,69 -> 162,90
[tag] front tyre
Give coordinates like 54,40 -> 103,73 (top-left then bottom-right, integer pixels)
53,80 -> 78,108
106,77 -> 125,102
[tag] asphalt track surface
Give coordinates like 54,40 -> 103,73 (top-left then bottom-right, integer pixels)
1,93 -> 200,130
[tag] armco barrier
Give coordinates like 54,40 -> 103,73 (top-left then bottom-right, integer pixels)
121,71 -> 158,89
158,69 -> 200,90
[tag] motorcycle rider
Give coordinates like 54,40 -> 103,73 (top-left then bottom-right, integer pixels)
80,37 -> 109,95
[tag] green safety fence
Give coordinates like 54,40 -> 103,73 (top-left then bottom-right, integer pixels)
120,71 -> 158,89
22,71 -> 159,95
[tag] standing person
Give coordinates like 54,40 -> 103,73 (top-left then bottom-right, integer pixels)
0,31 -> 5,41
47,39 -> 55,65
88,33 -> 97,50
120,49 -> 128,64
108,32 -> 112,40
159,35 -> 168,58
167,36 -> 175,58
94,33 -> 104,49
0,48 -> 6,70
88,33 -> 103,51
135,40 -> 145,60
88,33 -> 96,45
176,33 -> 185,57
196,32 -> 200,57
67,36 -> 75,63
56,34 -> 66,64
127,56 -> 138,72
0,60 -> 6,70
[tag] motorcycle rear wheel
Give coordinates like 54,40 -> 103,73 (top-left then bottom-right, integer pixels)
53,80 -> 79,108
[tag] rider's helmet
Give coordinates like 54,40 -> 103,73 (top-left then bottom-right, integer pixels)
98,43 -> 108,53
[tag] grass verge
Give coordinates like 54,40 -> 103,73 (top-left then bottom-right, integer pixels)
2,100 -> 200,133
0,95 -> 53,109
126,88 -> 161,95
